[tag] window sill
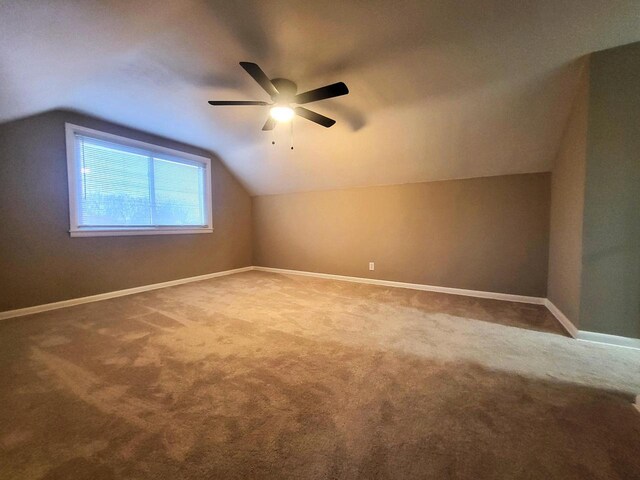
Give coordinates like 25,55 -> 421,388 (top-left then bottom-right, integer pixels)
69,227 -> 213,237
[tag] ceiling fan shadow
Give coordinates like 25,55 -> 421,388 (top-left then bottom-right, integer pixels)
201,0 -> 273,61
318,102 -> 366,131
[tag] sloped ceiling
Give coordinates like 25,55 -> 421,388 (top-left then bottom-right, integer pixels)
1,1 -> 639,195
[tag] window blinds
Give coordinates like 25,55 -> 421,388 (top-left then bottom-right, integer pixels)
75,135 -> 206,228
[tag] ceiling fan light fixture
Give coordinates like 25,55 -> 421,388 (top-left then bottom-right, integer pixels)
270,105 -> 295,123
209,62 -> 348,130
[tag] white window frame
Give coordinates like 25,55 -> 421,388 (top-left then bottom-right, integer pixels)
65,123 -> 213,237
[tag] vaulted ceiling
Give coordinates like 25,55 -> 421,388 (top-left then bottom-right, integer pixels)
1,1 -> 639,195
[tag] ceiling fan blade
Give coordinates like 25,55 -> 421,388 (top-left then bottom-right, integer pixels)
208,100 -> 269,106
294,82 -> 349,104
239,62 -> 279,97
262,117 -> 276,131
294,107 -> 336,128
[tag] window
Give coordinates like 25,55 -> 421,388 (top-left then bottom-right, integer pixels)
65,124 -> 212,237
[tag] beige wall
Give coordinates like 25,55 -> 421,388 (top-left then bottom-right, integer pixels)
253,173 -> 551,297
547,62 -> 589,326
0,110 -> 252,312
580,41 -> 640,338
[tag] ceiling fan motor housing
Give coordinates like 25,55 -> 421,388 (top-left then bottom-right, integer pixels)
270,78 -> 298,102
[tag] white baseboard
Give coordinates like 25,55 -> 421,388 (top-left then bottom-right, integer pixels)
544,299 -> 578,338
253,266 -> 546,305
577,330 -> 640,351
3,264 -> 639,353
258,267 -> 640,350
0,266 -> 253,321
1,264 -> 544,321
543,300 -> 640,350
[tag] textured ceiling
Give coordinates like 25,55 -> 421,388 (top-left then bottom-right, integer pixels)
1,0 -> 639,195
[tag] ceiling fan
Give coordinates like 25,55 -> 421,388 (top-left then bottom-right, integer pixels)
208,62 -> 349,130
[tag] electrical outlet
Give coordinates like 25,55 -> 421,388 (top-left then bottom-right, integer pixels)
369,262 -> 375,271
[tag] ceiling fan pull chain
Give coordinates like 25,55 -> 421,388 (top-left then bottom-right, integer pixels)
290,119 -> 294,150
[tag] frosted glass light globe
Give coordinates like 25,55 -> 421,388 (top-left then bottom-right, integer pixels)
270,105 -> 294,122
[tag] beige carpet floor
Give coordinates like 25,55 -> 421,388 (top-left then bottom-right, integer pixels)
1,270 -> 639,479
